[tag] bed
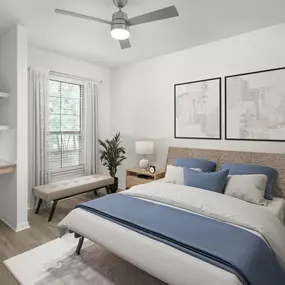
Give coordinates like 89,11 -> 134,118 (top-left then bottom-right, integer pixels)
58,147 -> 285,285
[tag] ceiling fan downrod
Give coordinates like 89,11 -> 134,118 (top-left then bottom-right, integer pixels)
113,0 -> 128,10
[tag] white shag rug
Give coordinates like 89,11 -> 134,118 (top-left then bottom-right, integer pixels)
4,234 -> 165,285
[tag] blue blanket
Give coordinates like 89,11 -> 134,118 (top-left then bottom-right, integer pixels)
76,194 -> 285,285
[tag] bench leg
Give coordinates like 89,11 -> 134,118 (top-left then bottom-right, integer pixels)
75,236 -> 85,255
35,198 -> 43,214
105,186 -> 111,194
93,190 -> 98,196
48,200 -> 58,222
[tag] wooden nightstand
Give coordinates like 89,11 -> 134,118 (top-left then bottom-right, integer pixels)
126,168 -> 165,190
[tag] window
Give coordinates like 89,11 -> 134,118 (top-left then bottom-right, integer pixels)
48,79 -> 84,179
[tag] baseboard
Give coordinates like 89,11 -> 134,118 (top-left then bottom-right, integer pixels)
118,184 -> 126,191
1,218 -> 30,232
16,222 -> 30,232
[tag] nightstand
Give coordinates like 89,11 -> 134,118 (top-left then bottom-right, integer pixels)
125,168 -> 165,190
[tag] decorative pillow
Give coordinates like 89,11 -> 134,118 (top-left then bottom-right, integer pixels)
224,174 -> 268,205
174,158 -> 216,172
164,165 -> 184,185
183,168 -> 229,193
164,165 -> 202,185
220,164 -> 277,200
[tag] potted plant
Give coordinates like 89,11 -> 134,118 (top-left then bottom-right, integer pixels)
99,132 -> 127,193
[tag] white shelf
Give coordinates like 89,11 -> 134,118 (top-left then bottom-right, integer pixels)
0,125 -> 9,131
0,92 -> 8,98
0,159 -> 16,175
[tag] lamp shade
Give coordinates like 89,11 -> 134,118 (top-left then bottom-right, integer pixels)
135,141 -> 154,155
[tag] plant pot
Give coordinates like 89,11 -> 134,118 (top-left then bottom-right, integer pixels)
109,177 -> 119,193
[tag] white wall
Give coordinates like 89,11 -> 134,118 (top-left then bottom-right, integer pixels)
111,23 -> 285,188
0,25 -> 29,231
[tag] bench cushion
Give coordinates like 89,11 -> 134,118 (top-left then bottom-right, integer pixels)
33,175 -> 114,202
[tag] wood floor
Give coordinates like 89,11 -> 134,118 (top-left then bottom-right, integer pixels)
0,190 -> 106,285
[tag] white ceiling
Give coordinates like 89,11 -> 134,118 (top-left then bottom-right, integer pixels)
0,0 -> 285,68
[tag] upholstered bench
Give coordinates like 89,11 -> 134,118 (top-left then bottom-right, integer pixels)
33,174 -> 114,222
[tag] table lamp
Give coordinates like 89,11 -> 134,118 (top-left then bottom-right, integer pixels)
135,141 -> 154,171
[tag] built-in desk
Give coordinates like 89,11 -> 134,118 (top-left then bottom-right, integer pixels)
0,160 -> 16,174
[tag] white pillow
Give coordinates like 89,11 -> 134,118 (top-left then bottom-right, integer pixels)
224,174 -> 268,205
164,165 -> 202,185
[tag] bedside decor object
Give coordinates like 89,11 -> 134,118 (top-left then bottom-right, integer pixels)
135,141 -> 154,170
226,67 -> 285,141
99,132 -> 127,193
126,168 -> 165,189
149,165 -> 156,174
174,77 -> 222,139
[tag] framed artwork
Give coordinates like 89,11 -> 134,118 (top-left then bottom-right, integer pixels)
225,67 -> 285,142
174,77 -> 221,140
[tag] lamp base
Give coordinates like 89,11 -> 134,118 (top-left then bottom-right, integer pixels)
139,158 -> 149,171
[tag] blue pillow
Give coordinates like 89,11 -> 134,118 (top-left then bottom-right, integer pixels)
183,167 -> 229,193
220,164 -> 277,200
175,158 -> 216,172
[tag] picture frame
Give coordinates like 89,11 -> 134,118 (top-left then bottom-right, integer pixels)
225,67 -> 285,142
174,77 -> 222,140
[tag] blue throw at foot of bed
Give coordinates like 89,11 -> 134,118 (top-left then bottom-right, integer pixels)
76,194 -> 285,285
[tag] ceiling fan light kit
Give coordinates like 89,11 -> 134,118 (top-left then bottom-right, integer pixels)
111,11 -> 130,40
111,26 -> 129,40
55,0 -> 179,49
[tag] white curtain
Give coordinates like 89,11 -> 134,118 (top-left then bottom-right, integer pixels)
84,79 -> 99,175
28,67 -> 50,206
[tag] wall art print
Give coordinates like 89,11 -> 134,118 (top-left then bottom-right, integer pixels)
174,77 -> 221,140
225,67 -> 285,141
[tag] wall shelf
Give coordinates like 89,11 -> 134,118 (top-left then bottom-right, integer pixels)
0,125 -> 9,131
0,92 -> 8,98
0,93 -> 12,173
0,93 -> 9,130
0,160 -> 16,175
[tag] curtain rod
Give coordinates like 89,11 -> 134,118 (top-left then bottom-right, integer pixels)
50,70 -> 103,85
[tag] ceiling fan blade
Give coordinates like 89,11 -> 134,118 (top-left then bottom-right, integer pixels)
120,39 -> 131,49
55,9 -> 111,25
127,5 -> 179,26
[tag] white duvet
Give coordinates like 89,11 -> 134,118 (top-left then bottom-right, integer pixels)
58,183 -> 285,284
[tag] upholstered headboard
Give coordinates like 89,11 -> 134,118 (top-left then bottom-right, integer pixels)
167,147 -> 285,199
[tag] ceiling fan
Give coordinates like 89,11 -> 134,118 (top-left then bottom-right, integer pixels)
55,0 -> 179,49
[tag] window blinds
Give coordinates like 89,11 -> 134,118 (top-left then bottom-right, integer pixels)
48,79 -> 84,180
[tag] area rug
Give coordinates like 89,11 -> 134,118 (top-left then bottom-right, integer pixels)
4,234 -> 165,285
